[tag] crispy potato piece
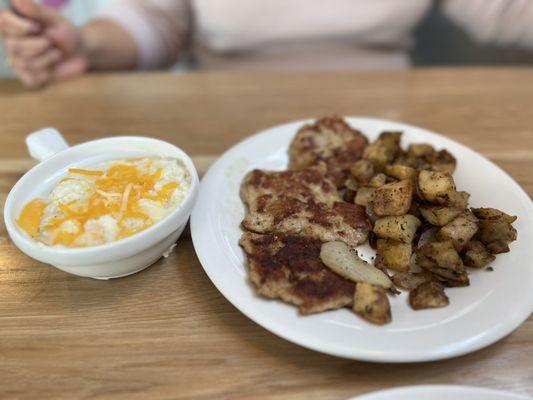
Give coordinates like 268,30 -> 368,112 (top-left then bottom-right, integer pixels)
472,208 -> 517,223
368,173 -> 387,188
392,272 -> 427,291
354,187 -> 375,207
463,240 -> 496,268
432,149 -> 457,174
384,164 -> 417,180
345,176 -> 359,191
373,215 -> 421,243
350,159 -> 375,184
353,282 -> 391,325
416,240 -> 464,274
476,219 -> 517,254
419,205 -> 462,226
432,271 -> 470,287
320,241 -> 392,288
435,212 -> 479,251
363,132 -> 402,170
472,207 -> 518,254
377,239 -> 412,272
404,145 -> 456,174
409,281 -> 449,310
447,191 -> 470,209
408,143 -> 434,158
417,170 -> 456,204
372,180 -> 414,216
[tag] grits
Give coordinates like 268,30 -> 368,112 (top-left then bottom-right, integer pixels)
17,157 -> 191,247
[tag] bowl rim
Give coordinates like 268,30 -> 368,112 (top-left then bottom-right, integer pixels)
4,136 -> 199,265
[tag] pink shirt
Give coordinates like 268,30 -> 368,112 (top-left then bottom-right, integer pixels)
99,0 -> 533,70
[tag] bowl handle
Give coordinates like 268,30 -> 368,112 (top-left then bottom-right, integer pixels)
26,128 -> 70,162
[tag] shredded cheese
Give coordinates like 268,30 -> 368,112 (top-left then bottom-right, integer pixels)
17,159 -> 186,247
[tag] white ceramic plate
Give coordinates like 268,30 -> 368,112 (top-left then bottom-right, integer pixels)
349,385 -> 532,400
190,117 -> 533,362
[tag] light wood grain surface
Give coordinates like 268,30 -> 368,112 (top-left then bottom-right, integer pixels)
0,69 -> 532,400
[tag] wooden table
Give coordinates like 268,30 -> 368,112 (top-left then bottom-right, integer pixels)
0,68 -> 532,400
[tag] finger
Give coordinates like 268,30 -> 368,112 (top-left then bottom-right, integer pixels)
12,0 -> 61,25
16,48 -> 61,72
54,56 -> 87,81
4,36 -> 51,58
0,10 -> 40,37
15,67 -> 51,89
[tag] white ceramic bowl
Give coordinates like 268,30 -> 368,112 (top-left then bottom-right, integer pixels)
4,128 -> 199,279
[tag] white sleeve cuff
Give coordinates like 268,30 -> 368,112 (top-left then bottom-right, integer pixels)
98,1 -> 167,69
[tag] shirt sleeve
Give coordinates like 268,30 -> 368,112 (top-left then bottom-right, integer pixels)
443,0 -> 533,49
98,0 -> 190,69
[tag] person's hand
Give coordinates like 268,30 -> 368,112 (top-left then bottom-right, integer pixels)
0,0 -> 88,88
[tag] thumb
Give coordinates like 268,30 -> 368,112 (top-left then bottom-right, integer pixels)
12,0 -> 62,25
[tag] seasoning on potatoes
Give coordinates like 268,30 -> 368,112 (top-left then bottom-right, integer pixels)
416,240 -> 468,285
392,272 -> 427,291
376,239 -> 412,272
435,212 -> 479,251
363,132 -> 402,169
447,190 -> 470,209
350,159 -> 375,184
353,282 -> 392,325
384,164 -> 417,181
373,215 -> 421,243
419,206 -> 462,226
462,240 -> 496,268
372,179 -> 413,216
354,187 -> 375,207
409,281 -> 449,310
417,170 -> 456,204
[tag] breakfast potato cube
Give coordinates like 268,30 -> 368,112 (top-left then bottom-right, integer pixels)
345,176 -> 359,191
363,132 -> 402,170
384,164 -> 417,180
353,282 -> 391,325
392,272 -> 428,291
471,207 -> 518,254
372,180 -> 413,216
472,207 -> 517,223
476,219 -> 517,254
350,159 -> 375,184
435,212 -> 479,251
432,149 -> 457,174
408,143 -> 435,158
354,187 -> 375,207
432,271 -> 470,287
463,240 -> 495,268
409,281 -> 449,310
373,215 -> 421,243
417,170 -> 456,204
377,239 -> 412,272
419,206 -> 462,226
447,191 -> 470,209
416,240 -> 464,274
368,173 -> 387,188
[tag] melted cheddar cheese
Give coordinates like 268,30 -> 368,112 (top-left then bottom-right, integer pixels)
17,157 -> 190,247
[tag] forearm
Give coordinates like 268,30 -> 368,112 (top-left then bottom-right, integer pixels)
81,19 -> 139,71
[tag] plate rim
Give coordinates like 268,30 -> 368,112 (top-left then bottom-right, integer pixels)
349,385 -> 533,400
191,116 -> 533,362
